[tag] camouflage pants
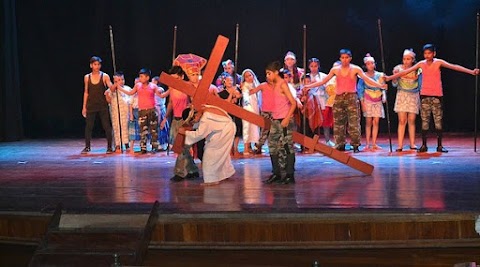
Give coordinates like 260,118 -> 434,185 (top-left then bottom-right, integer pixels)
333,93 -> 361,146
268,118 -> 295,171
138,108 -> 159,150
174,145 -> 199,177
420,96 -> 443,131
257,111 -> 273,146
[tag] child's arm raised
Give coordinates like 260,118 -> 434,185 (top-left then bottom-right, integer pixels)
439,59 -> 480,75
117,84 -> 138,95
304,68 -> 335,89
386,62 -> 422,81
355,67 -> 387,89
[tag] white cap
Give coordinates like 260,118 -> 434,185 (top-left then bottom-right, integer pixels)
284,51 -> 296,61
403,49 -> 416,59
363,53 -> 375,64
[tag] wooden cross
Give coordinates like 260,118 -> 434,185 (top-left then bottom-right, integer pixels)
160,36 -> 270,129
292,132 -> 374,175
159,35 -> 374,175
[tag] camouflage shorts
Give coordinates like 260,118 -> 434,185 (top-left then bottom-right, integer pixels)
420,96 -> 443,131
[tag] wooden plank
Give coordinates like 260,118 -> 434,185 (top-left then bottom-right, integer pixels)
292,132 -> 374,175
193,35 -> 229,108
159,35 -> 270,130
159,72 -> 197,97
206,95 -> 271,129
135,201 -> 159,264
308,135 -> 320,153
346,156 -> 374,175
159,57 -> 269,129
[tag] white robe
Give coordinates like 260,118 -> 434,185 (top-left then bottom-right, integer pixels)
184,106 -> 236,183
241,82 -> 260,143
106,86 -> 131,146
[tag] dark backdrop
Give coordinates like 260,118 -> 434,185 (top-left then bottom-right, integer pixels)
2,0 -> 479,140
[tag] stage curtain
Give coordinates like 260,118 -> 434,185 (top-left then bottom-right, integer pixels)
1,0 -> 23,141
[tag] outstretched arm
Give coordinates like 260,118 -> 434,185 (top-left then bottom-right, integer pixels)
154,85 -> 165,97
118,84 -> 137,95
439,59 -> 480,75
304,69 -> 335,89
160,89 -> 170,98
103,73 -> 114,89
250,83 -> 265,95
356,68 -> 387,89
386,62 -> 421,81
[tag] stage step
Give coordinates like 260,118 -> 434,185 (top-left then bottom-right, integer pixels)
28,201 -> 159,267
59,214 -> 149,229
150,212 -> 480,249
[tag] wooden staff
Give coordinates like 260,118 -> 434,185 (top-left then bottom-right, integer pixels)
167,25 -> 178,156
109,25 -> 124,153
475,12 -> 479,152
302,24 -> 307,138
377,19 -> 393,153
172,25 -> 177,64
234,23 -> 240,84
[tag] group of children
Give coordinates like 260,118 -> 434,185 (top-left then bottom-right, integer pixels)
81,56 -> 170,154
81,43 -> 479,185
304,44 -> 479,154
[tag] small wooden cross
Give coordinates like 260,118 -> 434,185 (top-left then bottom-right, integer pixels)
160,35 -> 374,175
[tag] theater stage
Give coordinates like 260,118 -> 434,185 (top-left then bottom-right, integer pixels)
0,134 -> 479,266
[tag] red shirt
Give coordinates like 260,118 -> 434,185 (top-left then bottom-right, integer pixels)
137,82 -> 156,110
257,82 -> 274,112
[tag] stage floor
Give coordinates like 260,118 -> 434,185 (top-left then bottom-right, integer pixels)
1,134 -> 479,214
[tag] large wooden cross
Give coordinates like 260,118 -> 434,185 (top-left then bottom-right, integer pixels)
159,35 -> 374,175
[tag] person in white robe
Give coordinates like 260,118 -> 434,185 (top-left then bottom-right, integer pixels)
240,69 -> 261,155
180,105 -> 236,185
105,72 -> 131,152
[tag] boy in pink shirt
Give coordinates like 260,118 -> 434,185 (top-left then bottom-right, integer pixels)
116,68 -> 164,153
249,80 -> 274,154
387,44 -> 479,153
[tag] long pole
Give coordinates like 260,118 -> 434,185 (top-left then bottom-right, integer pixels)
167,25 -> 178,156
172,25 -> 177,63
474,12 -> 479,152
109,25 -> 124,153
302,24 -> 307,140
234,23 -> 240,84
377,19 -> 393,153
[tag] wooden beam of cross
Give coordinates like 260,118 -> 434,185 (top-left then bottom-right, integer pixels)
160,35 -> 374,175
159,35 -> 271,129
293,132 -> 374,175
